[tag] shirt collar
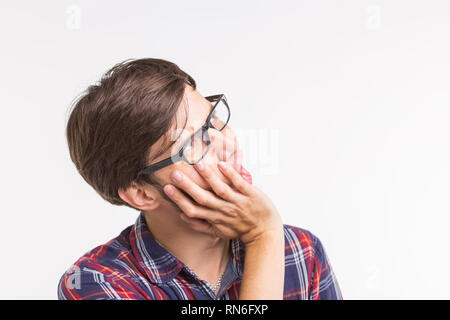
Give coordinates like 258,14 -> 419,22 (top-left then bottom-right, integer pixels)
130,212 -> 245,284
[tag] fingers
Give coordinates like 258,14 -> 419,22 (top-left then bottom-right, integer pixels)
178,211 -> 212,233
194,161 -> 244,203
217,161 -> 253,195
168,169 -> 230,209
163,184 -> 224,222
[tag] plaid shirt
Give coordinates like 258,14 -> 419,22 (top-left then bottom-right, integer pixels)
58,213 -> 342,300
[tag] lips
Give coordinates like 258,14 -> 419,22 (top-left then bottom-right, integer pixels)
227,150 -> 252,185
239,166 -> 253,185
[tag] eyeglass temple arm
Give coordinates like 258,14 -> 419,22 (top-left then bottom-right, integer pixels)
138,153 -> 182,176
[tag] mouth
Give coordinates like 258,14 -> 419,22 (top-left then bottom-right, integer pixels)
239,166 -> 252,185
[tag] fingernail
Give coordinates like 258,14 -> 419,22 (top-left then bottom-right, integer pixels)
172,171 -> 183,182
196,161 -> 204,171
164,185 -> 174,195
218,161 -> 227,169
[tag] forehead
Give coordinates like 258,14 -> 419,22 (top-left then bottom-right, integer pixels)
184,86 -> 212,114
176,86 -> 212,131
148,87 -> 212,162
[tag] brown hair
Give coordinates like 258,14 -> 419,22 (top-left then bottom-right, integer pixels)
66,58 -> 196,210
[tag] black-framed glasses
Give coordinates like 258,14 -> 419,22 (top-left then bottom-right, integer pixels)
136,94 -> 231,179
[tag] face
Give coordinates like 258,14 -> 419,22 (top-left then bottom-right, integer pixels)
122,85 -> 243,211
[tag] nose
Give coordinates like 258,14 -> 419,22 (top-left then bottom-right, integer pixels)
205,127 -> 242,172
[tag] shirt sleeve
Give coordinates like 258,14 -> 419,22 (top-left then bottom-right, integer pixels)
57,264 -> 152,300
308,234 -> 343,300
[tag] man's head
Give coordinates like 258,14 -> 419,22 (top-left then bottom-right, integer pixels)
66,58 -> 242,214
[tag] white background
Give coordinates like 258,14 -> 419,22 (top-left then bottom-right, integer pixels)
1,0 -> 449,299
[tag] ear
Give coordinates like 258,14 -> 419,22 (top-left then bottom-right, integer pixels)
118,182 -> 160,211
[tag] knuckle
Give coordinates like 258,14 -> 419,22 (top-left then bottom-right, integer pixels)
234,180 -> 247,191
196,196 -> 209,207
202,171 -> 213,183
212,217 -> 224,224
200,163 -> 211,175
215,187 -> 228,198
184,205 -> 197,217
222,205 -> 238,218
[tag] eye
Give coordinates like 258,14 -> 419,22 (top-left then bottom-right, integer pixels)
190,132 -> 203,147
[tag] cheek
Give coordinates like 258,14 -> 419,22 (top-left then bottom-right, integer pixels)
156,162 -> 187,184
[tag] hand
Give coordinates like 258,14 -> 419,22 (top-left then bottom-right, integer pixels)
163,161 -> 283,246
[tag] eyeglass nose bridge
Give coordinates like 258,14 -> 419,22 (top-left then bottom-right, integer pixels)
202,123 -> 212,131
203,121 -> 225,146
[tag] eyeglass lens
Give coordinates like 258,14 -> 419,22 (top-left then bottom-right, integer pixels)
182,98 -> 229,164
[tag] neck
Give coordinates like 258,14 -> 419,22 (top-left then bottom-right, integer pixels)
142,209 -> 231,284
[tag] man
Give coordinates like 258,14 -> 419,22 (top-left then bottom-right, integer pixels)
58,58 -> 342,300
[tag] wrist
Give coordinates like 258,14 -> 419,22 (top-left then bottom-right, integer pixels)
243,223 -> 284,248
